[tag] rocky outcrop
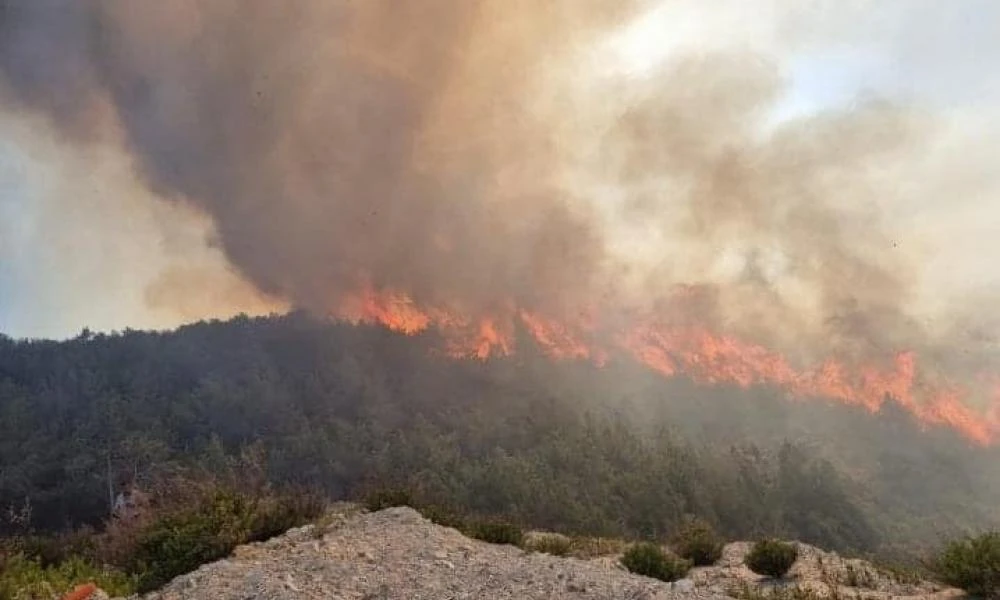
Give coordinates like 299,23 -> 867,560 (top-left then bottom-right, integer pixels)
688,542 -> 959,600
113,506 -> 960,600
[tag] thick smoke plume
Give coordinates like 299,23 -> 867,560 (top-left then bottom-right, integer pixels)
2,1 -> 998,439
0,0 -> 631,318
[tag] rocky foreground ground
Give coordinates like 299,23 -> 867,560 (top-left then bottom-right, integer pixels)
105,505 -> 962,600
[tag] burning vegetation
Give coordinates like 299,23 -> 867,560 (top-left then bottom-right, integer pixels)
335,284 -> 998,445
1,0 -> 999,445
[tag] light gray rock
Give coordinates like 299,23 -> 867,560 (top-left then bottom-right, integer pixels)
121,506 -> 960,600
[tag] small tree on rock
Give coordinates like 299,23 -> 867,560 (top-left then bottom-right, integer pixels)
745,539 -> 798,579
673,518 -> 724,566
621,542 -> 691,582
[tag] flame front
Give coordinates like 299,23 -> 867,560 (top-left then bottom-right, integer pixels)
334,286 -> 1000,446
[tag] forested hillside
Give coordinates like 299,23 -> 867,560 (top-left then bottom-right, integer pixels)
1,313 -> 998,560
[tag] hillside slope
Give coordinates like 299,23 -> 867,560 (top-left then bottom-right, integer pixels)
128,506 -> 959,600
2,315 -> 1000,558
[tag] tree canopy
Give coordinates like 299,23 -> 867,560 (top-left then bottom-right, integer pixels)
1,314 -> 998,559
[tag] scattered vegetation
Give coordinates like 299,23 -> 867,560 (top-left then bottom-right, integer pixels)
363,487 -> 415,513
620,542 -> 691,583
130,487 -> 322,592
0,554 -> 136,600
567,536 -> 630,559
871,560 -> 925,586
746,540 -> 799,579
463,517 -> 524,546
842,563 -> 878,589
673,517 -> 725,566
359,487 -> 525,547
729,581 -> 824,600
415,504 -> 468,531
934,532 -> 1000,599
130,490 -> 243,591
0,478 -> 322,596
523,533 -> 573,557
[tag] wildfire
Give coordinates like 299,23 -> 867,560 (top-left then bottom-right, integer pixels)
339,283 -> 430,335
332,285 -> 1000,446
520,311 -> 596,362
453,318 -> 513,360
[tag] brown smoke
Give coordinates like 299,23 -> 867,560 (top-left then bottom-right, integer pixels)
0,0 -> 636,320
1,0 -> 997,428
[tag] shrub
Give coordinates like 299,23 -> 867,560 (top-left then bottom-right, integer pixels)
363,487 -> 414,512
568,536 -> 629,559
13,529 -> 98,568
0,483 -> 325,596
464,517 -> 524,546
746,539 -> 798,579
246,490 -> 325,543
131,488 -> 320,592
873,561 -> 925,586
130,491 -> 251,592
935,532 -> 1000,599
417,504 -> 468,531
842,563 -> 878,589
0,554 -> 136,600
621,542 -> 691,582
673,518 -> 724,566
523,533 -> 573,556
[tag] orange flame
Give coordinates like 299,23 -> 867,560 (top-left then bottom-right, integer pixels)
451,318 -> 513,360
339,283 -> 430,334
330,286 -> 1000,445
520,311 -> 594,361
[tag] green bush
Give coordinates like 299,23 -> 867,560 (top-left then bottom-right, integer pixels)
13,529 -> 98,568
363,487 -> 415,512
0,486 -> 324,596
621,542 -> 691,582
131,488 -> 321,592
131,491 -> 251,591
464,518 -> 524,546
417,504 -> 468,531
936,532 -> 1000,599
673,518 -> 724,566
246,491 -> 325,543
745,539 -> 798,579
0,554 -> 136,600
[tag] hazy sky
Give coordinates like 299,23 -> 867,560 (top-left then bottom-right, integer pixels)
602,0 -> 1000,315
0,111 -> 281,338
1,0 -> 998,340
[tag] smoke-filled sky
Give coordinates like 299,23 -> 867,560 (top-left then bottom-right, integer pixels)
0,0 -> 998,381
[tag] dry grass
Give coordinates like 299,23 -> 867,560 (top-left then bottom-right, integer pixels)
566,536 -> 630,559
522,533 -> 573,556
